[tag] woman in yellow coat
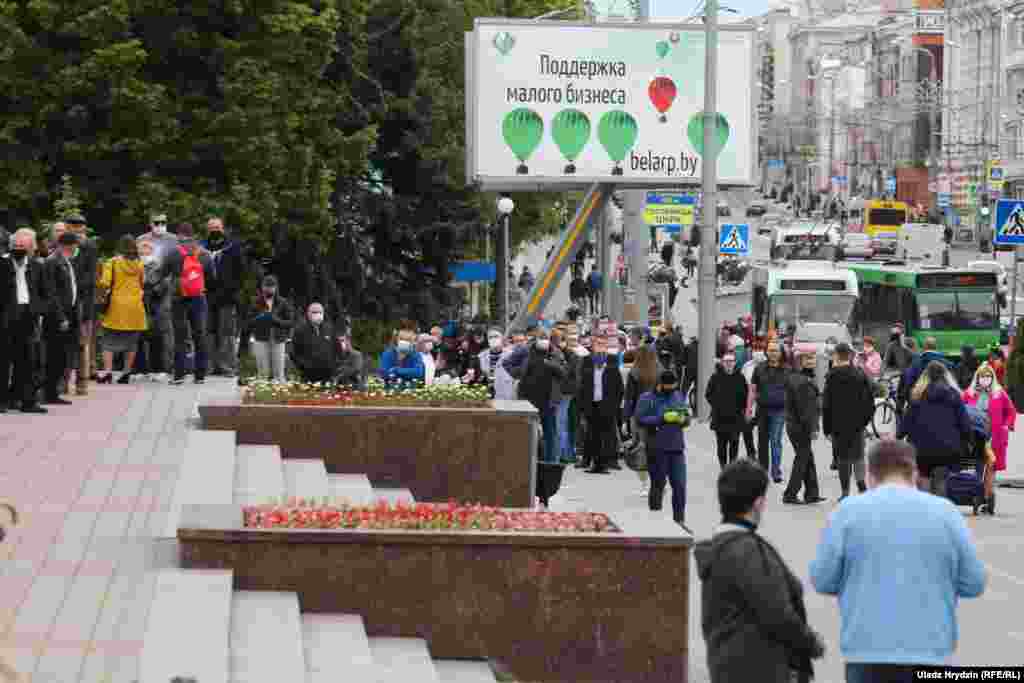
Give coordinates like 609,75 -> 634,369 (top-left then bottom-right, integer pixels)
97,235 -> 147,384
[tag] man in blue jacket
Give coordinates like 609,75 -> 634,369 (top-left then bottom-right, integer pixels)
810,439 -> 986,682
378,330 -> 425,384
636,370 -> 690,528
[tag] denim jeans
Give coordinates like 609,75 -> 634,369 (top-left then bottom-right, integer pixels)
758,411 -> 785,477
556,398 -> 573,461
845,663 -> 918,683
648,449 -> 686,523
540,406 -> 560,464
173,296 -> 208,380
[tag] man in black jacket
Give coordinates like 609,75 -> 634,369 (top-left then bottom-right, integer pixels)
289,302 -> 338,384
0,229 -> 52,413
696,459 -> 825,683
42,231 -> 80,405
782,349 -> 826,505
66,214 -> 97,394
503,327 -> 567,465
576,334 -> 624,473
822,342 -> 875,500
203,217 -> 247,377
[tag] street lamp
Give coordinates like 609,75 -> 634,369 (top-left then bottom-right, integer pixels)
496,196 -> 514,332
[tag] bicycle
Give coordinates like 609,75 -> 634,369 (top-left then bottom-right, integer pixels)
870,374 -> 902,440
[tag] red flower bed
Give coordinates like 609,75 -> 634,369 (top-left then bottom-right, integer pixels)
243,500 -> 619,534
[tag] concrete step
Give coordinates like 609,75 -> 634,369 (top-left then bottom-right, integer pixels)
327,474 -> 374,506
139,569 -> 233,683
233,445 -> 285,506
434,660 -> 497,683
302,614 -> 375,683
283,459 -> 329,502
230,591 -> 306,683
163,430 -> 237,537
369,637 -> 440,683
371,488 -> 416,506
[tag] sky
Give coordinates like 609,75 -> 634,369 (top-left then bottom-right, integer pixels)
590,0 -> 778,20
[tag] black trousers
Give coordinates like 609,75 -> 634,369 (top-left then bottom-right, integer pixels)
741,419 -> 757,460
784,429 -> 820,500
300,368 -> 335,384
832,430 -> 867,494
44,315 -> 78,399
584,410 -> 618,471
714,430 -> 740,468
0,306 -> 39,408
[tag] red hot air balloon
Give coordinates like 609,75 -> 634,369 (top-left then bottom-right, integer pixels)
648,76 -> 677,123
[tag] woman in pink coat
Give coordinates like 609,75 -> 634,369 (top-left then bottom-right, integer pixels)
963,363 -> 1016,509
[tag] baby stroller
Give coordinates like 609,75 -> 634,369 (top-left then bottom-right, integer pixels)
945,405 -> 995,516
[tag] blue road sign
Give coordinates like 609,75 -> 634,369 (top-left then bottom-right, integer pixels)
937,192 -> 951,208
885,177 -> 896,193
767,159 -> 785,169
994,199 -> 1024,245
719,224 -> 750,255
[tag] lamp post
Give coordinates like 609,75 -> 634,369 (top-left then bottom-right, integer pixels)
496,196 -> 514,332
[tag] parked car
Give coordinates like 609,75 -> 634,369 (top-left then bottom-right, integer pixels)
717,202 -> 731,217
838,232 -> 874,259
746,202 -> 767,217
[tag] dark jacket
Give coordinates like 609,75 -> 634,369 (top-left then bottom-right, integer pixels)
577,355 -> 625,419
898,383 -> 971,461
201,235 -> 247,306
43,251 -> 78,327
956,346 -> 980,390
337,349 -> 367,390
624,364 -> 660,419
142,257 -> 172,326
883,338 -> 914,372
635,389 -> 689,452
785,370 -> 820,436
242,295 -> 294,345
822,364 -> 874,437
290,319 -> 338,377
695,523 -> 820,683
751,362 -> 789,415
559,350 -> 581,398
502,343 -> 566,410
705,367 -> 749,434
0,254 -> 51,328
72,238 -> 98,322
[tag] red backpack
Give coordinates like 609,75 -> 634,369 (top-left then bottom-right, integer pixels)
179,245 -> 205,297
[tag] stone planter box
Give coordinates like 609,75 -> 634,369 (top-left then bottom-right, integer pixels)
178,505 -> 692,683
199,399 -> 538,507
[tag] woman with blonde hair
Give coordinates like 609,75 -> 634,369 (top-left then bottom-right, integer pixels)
962,363 -> 1016,511
623,344 -> 661,494
898,361 -> 972,494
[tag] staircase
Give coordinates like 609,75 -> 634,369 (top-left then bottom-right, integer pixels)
139,569 -> 499,683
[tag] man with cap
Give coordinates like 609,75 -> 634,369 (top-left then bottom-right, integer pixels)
64,214 -> 97,394
822,342 -> 875,500
782,346 -> 827,505
42,226 -> 80,404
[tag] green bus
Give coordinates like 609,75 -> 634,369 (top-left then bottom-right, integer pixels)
846,263 -> 1001,358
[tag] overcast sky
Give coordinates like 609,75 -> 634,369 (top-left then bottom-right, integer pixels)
645,0 -> 776,19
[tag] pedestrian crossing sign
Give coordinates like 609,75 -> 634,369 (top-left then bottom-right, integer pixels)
719,224 -> 750,255
995,199 -> 1024,245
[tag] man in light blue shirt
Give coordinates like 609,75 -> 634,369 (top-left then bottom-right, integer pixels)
810,439 -> 986,683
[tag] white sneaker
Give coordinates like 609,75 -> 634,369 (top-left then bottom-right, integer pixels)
640,485 -> 649,495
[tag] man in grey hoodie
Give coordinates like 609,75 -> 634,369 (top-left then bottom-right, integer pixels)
696,459 -> 825,683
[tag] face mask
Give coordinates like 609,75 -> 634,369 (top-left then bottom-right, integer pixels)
488,337 -> 502,350
432,336 -> 442,346
574,346 -> 588,357
535,339 -> 550,351
423,343 -> 434,352
10,249 -> 26,260
310,313 -> 324,324
152,224 -> 166,234
398,341 -> 413,353
593,352 -> 607,365
339,340 -> 349,352
864,346 -> 874,353
263,289 -> 276,298
979,377 -> 993,389
142,254 -> 155,265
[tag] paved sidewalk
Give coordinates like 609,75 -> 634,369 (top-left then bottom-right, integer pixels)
0,378 -> 217,683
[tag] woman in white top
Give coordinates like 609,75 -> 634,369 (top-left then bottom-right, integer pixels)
417,334 -> 436,385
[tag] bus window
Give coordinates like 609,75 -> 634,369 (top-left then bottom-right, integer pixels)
868,208 -> 906,226
770,295 -> 856,327
957,291 -> 997,330
916,292 -> 958,331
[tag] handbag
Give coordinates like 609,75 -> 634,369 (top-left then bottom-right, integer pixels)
97,259 -> 117,315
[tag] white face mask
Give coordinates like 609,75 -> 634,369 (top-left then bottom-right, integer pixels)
488,337 -> 503,350
979,377 -> 993,389
309,313 -> 324,324
152,223 -> 166,234
142,254 -> 155,265
535,339 -> 550,351
423,342 -> 434,352
397,341 -> 413,353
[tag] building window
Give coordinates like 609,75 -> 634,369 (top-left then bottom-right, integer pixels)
1017,20 -> 1024,50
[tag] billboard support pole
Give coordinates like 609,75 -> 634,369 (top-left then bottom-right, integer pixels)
697,0 -> 720,421
623,1 -> 649,331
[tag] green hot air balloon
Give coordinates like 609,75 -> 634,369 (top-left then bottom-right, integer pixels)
687,111 -> 730,159
551,109 -> 591,174
656,40 -> 670,59
502,108 -> 544,175
598,110 -> 639,176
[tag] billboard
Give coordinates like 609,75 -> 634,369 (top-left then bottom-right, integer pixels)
465,19 -> 756,190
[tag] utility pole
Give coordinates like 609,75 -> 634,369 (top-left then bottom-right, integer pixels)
828,76 -> 836,208
623,0 -> 649,330
697,0 -> 720,421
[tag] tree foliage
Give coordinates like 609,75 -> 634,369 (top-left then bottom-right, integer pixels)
0,0 -> 573,322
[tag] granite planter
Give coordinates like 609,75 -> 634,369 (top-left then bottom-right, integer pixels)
178,504 -> 692,683
199,398 -> 538,507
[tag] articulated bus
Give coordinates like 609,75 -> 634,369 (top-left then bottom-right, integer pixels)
751,261 -> 860,350
846,263 -> 1001,357
864,200 -> 908,254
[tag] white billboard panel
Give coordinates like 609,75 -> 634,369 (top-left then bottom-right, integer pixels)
466,19 -> 756,190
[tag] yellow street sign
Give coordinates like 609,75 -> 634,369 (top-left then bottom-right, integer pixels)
644,204 -> 694,226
